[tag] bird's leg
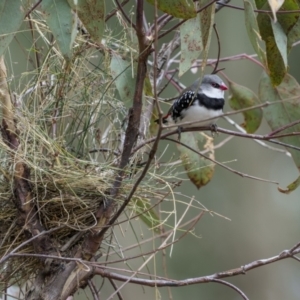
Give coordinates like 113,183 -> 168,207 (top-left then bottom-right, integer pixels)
210,123 -> 218,137
177,126 -> 182,141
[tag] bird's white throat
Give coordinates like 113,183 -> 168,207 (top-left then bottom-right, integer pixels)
201,84 -> 225,99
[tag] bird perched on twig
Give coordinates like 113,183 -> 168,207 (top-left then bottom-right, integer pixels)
157,74 -> 227,130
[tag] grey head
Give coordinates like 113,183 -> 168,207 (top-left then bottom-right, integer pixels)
190,74 -> 228,98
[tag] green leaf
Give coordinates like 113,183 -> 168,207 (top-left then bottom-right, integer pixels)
179,14 -> 203,76
42,0 -> 77,61
244,0 -> 267,65
259,71 -> 300,168
0,0 -> 26,56
256,0 -> 300,86
228,81 -> 263,133
257,14 -> 286,86
134,198 -> 161,233
146,0 -> 196,19
271,21 -> 287,67
177,132 -> 215,189
273,0 -> 300,34
67,0 -> 105,43
278,175 -> 300,194
200,0 -> 215,73
265,39 -> 286,86
110,54 -> 136,107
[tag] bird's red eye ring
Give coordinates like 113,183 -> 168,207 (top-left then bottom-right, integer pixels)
212,82 -> 220,88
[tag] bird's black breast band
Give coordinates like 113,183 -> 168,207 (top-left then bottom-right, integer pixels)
198,93 -> 225,110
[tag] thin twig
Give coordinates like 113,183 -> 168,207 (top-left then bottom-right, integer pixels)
210,279 -> 249,300
88,280 -> 100,300
158,70 -> 178,96
156,15 -> 174,33
0,226 -> 62,265
211,24 -> 222,74
101,196 -> 164,229
25,0 -> 42,18
105,0 -> 129,22
108,278 -> 124,300
217,128 -> 300,151
8,238 -> 300,290
290,241 -> 300,252
224,116 -> 291,156
94,240 -> 300,287
132,124 -> 300,157
164,137 -> 279,185
267,119 -> 300,137
101,210 -> 205,267
154,33 -> 180,90
107,211 -> 205,257
105,197 -> 200,300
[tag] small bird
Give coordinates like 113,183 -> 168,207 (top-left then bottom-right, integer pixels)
158,74 -> 227,128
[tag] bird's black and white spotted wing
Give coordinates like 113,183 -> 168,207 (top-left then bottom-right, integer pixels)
171,90 -> 197,122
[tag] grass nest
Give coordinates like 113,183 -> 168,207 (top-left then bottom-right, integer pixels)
0,139 -> 112,284
0,31 -> 165,287
0,109 -> 164,288
0,97 -> 153,286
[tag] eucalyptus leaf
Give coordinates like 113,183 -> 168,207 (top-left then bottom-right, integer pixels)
244,0 -> 266,65
228,81 -> 263,133
278,175 -> 300,194
199,0 -> 215,73
146,0 -> 196,19
259,71 -> 300,168
271,21 -> 287,67
67,0 -> 105,42
0,0 -> 26,56
134,198 -> 161,233
110,54 -> 137,107
179,14 -> 202,76
178,132 -> 215,189
257,13 -> 286,86
42,0 -> 77,60
256,0 -> 300,85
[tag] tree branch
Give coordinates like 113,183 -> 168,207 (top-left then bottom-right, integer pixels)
132,124 -> 300,155
164,137 -> 279,185
210,279 -> 249,300
95,0 -> 153,240
58,1 -> 154,297
105,0 -> 129,22
94,241 -> 300,287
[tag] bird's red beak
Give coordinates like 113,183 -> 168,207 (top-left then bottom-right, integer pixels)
220,84 -> 228,91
